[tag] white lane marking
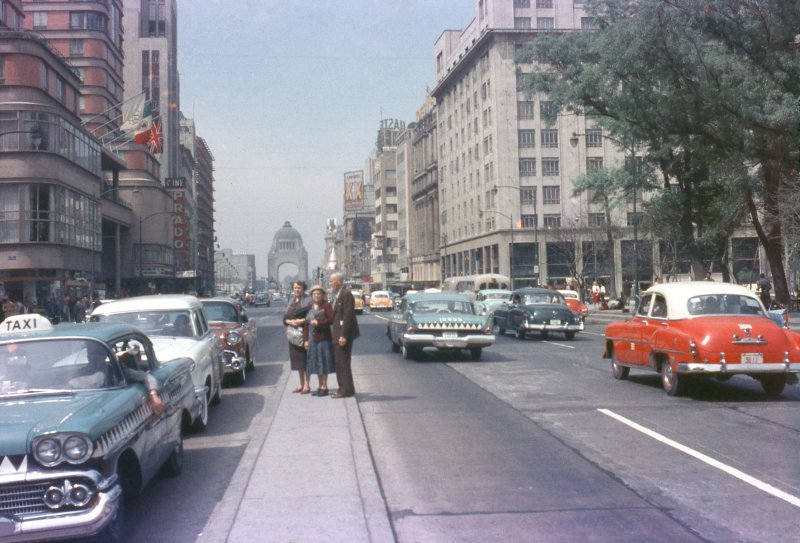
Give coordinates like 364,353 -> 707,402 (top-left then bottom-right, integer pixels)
582,331 -> 605,337
598,408 -> 800,508
542,341 -> 576,349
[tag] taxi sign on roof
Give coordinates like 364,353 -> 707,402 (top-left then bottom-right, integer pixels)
0,314 -> 54,335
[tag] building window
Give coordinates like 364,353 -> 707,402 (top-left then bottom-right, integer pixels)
543,214 -> 561,228
521,187 -> 536,205
540,129 -> 558,148
517,101 -> 534,120
586,157 -> 604,170
70,39 -> 84,56
70,12 -> 104,31
537,17 -> 555,29
588,213 -> 605,227
627,212 -> 642,227
536,0 -> 553,7
55,77 -> 65,102
518,129 -> 535,148
514,0 -> 531,7
543,185 -> 560,205
539,100 -> 556,121
586,128 -> 603,147
514,18 -> 531,29
147,0 -> 167,37
33,12 -> 47,29
521,214 -> 537,228
519,159 -> 537,177
542,158 -> 560,177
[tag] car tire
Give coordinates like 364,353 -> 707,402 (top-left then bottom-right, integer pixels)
246,349 -> 255,371
191,396 -> 209,433
516,329 -> 526,340
401,343 -> 416,360
565,331 -> 576,340
232,365 -> 246,386
497,326 -> 505,335
469,347 -> 482,361
661,360 -> 687,396
160,431 -> 184,477
91,490 -> 125,543
391,342 -> 400,353
211,377 -> 222,405
611,350 -> 630,380
760,375 -> 786,396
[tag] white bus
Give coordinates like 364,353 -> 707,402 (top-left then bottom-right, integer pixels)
442,274 -> 511,301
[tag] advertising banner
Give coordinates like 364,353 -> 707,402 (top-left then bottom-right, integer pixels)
344,170 -> 364,212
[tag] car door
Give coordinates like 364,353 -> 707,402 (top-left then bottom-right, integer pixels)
638,293 -> 668,367
613,293 -> 652,366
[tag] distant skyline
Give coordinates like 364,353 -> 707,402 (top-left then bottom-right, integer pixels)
178,0 -> 473,280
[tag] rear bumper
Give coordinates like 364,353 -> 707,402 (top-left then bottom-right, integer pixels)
521,321 -> 584,332
404,334 -> 495,349
677,361 -> 800,375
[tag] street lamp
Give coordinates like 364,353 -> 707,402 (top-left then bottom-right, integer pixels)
481,209 -> 514,289
570,131 -> 640,303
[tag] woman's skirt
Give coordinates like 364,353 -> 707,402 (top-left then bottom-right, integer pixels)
306,336 -> 335,375
288,342 -> 307,371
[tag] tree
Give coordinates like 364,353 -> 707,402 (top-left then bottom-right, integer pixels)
518,0 -> 800,302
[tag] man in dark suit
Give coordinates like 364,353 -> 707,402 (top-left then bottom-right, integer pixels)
330,272 -> 359,398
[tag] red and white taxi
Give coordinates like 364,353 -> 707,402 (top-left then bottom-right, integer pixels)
603,282 -> 800,396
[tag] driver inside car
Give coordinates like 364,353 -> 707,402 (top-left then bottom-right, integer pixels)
115,345 -> 165,417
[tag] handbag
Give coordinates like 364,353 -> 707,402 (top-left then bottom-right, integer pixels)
286,325 -> 305,348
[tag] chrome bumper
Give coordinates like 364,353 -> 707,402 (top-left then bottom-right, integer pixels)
403,333 -> 495,349
0,472 -> 121,542
521,321 -> 584,332
222,349 -> 245,374
677,361 -> 800,375
192,384 -> 209,418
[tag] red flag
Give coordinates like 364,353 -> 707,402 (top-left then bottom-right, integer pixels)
134,125 -> 150,145
147,119 -> 163,154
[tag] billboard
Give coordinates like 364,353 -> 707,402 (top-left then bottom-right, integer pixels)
344,170 -> 365,212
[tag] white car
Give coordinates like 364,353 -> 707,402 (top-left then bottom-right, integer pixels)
90,294 -> 224,431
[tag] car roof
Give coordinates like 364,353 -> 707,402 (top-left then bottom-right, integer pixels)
1,315 -> 146,343
91,294 -> 201,313
514,288 -> 558,295
477,289 -> 511,295
642,281 -> 763,318
200,297 -> 239,305
404,292 -> 471,303
558,290 -> 580,297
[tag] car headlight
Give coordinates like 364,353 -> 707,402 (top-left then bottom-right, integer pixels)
226,331 -> 242,345
34,434 -> 93,467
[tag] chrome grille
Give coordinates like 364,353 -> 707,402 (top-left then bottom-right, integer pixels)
0,480 -> 52,515
418,322 -> 482,331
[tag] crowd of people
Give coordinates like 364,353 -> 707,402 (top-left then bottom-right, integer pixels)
283,272 -> 360,399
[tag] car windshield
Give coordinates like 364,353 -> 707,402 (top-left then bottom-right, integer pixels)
687,294 -> 765,316
483,293 -> 508,300
410,299 -> 474,314
93,310 -> 195,337
202,302 -> 238,322
0,339 -> 124,393
521,293 -> 564,305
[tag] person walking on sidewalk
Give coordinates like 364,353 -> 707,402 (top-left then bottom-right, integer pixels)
284,280 -> 312,394
329,272 -> 359,398
304,285 -> 335,396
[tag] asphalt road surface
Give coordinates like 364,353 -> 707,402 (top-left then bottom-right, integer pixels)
121,305 -> 800,543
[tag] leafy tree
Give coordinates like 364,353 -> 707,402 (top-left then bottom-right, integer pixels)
518,0 -> 800,302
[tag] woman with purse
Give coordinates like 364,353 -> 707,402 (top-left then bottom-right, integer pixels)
303,285 -> 335,396
283,280 -> 312,393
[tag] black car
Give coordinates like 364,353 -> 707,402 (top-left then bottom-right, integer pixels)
493,288 -> 584,340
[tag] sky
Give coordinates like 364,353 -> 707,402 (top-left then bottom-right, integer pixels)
177,0 -> 474,281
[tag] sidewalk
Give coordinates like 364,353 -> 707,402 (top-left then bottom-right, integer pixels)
198,371 -> 394,543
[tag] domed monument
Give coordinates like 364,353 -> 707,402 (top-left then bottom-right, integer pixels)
268,221 -> 308,284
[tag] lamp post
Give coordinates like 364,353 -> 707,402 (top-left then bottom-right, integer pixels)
139,210 -> 175,289
481,209 -> 514,289
569,131 -> 639,303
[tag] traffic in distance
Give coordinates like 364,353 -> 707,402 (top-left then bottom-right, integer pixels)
0,276 -> 798,541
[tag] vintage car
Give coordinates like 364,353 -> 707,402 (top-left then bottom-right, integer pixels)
558,289 -> 589,322
386,292 -> 495,360
90,295 -> 224,431
369,290 -> 395,311
0,314 -> 195,542
352,289 -> 366,315
493,288 -> 585,340
603,282 -> 800,396
473,289 -> 512,317
200,297 -> 257,386
252,294 -> 271,307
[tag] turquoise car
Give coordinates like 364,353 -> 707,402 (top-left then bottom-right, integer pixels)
0,314 -> 195,542
386,292 -> 495,360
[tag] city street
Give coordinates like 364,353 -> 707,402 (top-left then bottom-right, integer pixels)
124,305 -> 800,542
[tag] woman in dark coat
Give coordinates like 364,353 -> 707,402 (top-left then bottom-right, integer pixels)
283,280 -> 312,393
303,285 -> 335,396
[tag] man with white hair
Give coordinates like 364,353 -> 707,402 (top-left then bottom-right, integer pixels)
329,272 -> 359,398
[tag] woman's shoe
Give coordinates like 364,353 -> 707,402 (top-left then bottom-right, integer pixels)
311,389 -> 321,396
299,387 -> 311,394
317,388 -> 329,396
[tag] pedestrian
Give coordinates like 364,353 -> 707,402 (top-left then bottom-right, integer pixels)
591,281 -> 600,305
329,271 -> 360,398
599,282 -> 606,303
73,296 -> 87,323
304,285 -> 335,396
283,280 -> 312,394
46,296 -> 61,324
757,273 -> 772,308
704,271 -> 714,281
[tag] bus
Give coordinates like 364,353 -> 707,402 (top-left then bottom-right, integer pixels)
442,274 -> 511,301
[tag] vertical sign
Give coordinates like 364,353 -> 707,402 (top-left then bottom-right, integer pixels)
344,170 -> 364,212
166,177 -> 189,271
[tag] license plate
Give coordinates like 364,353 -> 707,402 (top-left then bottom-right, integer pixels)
550,320 -> 562,326
442,332 -> 458,339
741,353 -> 763,364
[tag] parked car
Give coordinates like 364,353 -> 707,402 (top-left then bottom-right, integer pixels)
0,313 -> 194,542
558,289 -> 589,322
603,282 -> 800,396
386,292 -> 495,360
253,294 -> 271,307
369,290 -> 395,311
201,297 -> 257,386
493,288 -> 585,340
352,289 -> 366,314
473,289 -> 512,317
90,294 -> 224,431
